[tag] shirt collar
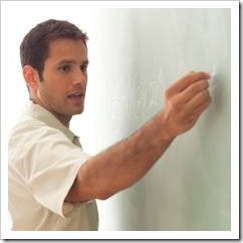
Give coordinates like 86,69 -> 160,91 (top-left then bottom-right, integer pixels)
24,102 -> 78,143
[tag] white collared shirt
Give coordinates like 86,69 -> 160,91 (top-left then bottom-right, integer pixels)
8,102 -> 98,231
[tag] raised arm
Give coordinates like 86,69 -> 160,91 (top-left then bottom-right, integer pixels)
65,71 -> 211,202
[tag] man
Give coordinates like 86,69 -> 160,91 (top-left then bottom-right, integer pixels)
8,19 -> 211,231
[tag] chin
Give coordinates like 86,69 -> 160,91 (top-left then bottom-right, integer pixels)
71,107 -> 84,115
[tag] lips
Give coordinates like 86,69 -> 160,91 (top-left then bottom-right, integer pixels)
67,91 -> 84,99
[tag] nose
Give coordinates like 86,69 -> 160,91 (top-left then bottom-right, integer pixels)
72,68 -> 87,86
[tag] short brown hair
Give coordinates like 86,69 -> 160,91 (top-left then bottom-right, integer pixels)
20,19 -> 88,80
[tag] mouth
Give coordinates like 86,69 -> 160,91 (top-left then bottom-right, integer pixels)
67,91 -> 85,103
67,92 -> 83,98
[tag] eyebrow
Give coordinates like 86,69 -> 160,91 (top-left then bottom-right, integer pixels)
57,59 -> 89,66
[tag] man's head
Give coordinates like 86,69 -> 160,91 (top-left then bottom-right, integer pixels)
20,19 -> 89,126
20,19 -> 88,80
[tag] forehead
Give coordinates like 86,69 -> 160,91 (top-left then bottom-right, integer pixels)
47,38 -> 87,61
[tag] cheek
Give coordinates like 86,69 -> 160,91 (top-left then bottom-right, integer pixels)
39,82 -> 68,103
37,83 -> 54,101
38,72 -> 69,99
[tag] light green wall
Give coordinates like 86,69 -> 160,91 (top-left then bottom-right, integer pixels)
91,8 -> 231,231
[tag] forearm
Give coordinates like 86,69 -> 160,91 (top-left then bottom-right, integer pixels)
65,71 -> 211,203
75,111 -> 175,201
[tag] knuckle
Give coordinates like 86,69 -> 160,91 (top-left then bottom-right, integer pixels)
199,90 -> 209,101
164,88 -> 172,99
170,96 -> 180,109
200,80 -> 209,89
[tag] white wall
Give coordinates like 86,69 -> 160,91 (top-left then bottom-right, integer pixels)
2,1 -> 239,239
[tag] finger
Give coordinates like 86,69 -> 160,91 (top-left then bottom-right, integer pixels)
193,98 -> 211,117
185,99 -> 211,126
166,71 -> 211,97
184,90 -> 211,112
174,79 -> 209,105
166,80 -> 209,110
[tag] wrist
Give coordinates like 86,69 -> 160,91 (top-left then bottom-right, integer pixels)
154,111 -> 177,142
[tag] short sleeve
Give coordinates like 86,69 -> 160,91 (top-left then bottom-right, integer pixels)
20,126 -> 91,218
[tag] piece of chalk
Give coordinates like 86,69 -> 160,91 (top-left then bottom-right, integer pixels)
210,72 -> 217,86
209,72 -> 217,99
211,72 -> 216,80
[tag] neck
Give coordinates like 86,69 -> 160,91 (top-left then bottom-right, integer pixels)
32,99 -> 71,128
52,112 -> 71,128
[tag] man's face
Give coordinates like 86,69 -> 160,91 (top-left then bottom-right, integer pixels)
36,38 -> 88,122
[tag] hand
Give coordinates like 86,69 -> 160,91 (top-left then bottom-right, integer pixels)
161,71 -> 212,138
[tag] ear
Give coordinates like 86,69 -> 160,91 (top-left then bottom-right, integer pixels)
23,65 -> 40,91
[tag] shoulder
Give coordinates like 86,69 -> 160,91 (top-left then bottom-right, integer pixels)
8,116 -> 82,170
8,116 -> 73,153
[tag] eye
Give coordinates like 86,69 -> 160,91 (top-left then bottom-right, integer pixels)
80,64 -> 88,73
59,64 -> 71,73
